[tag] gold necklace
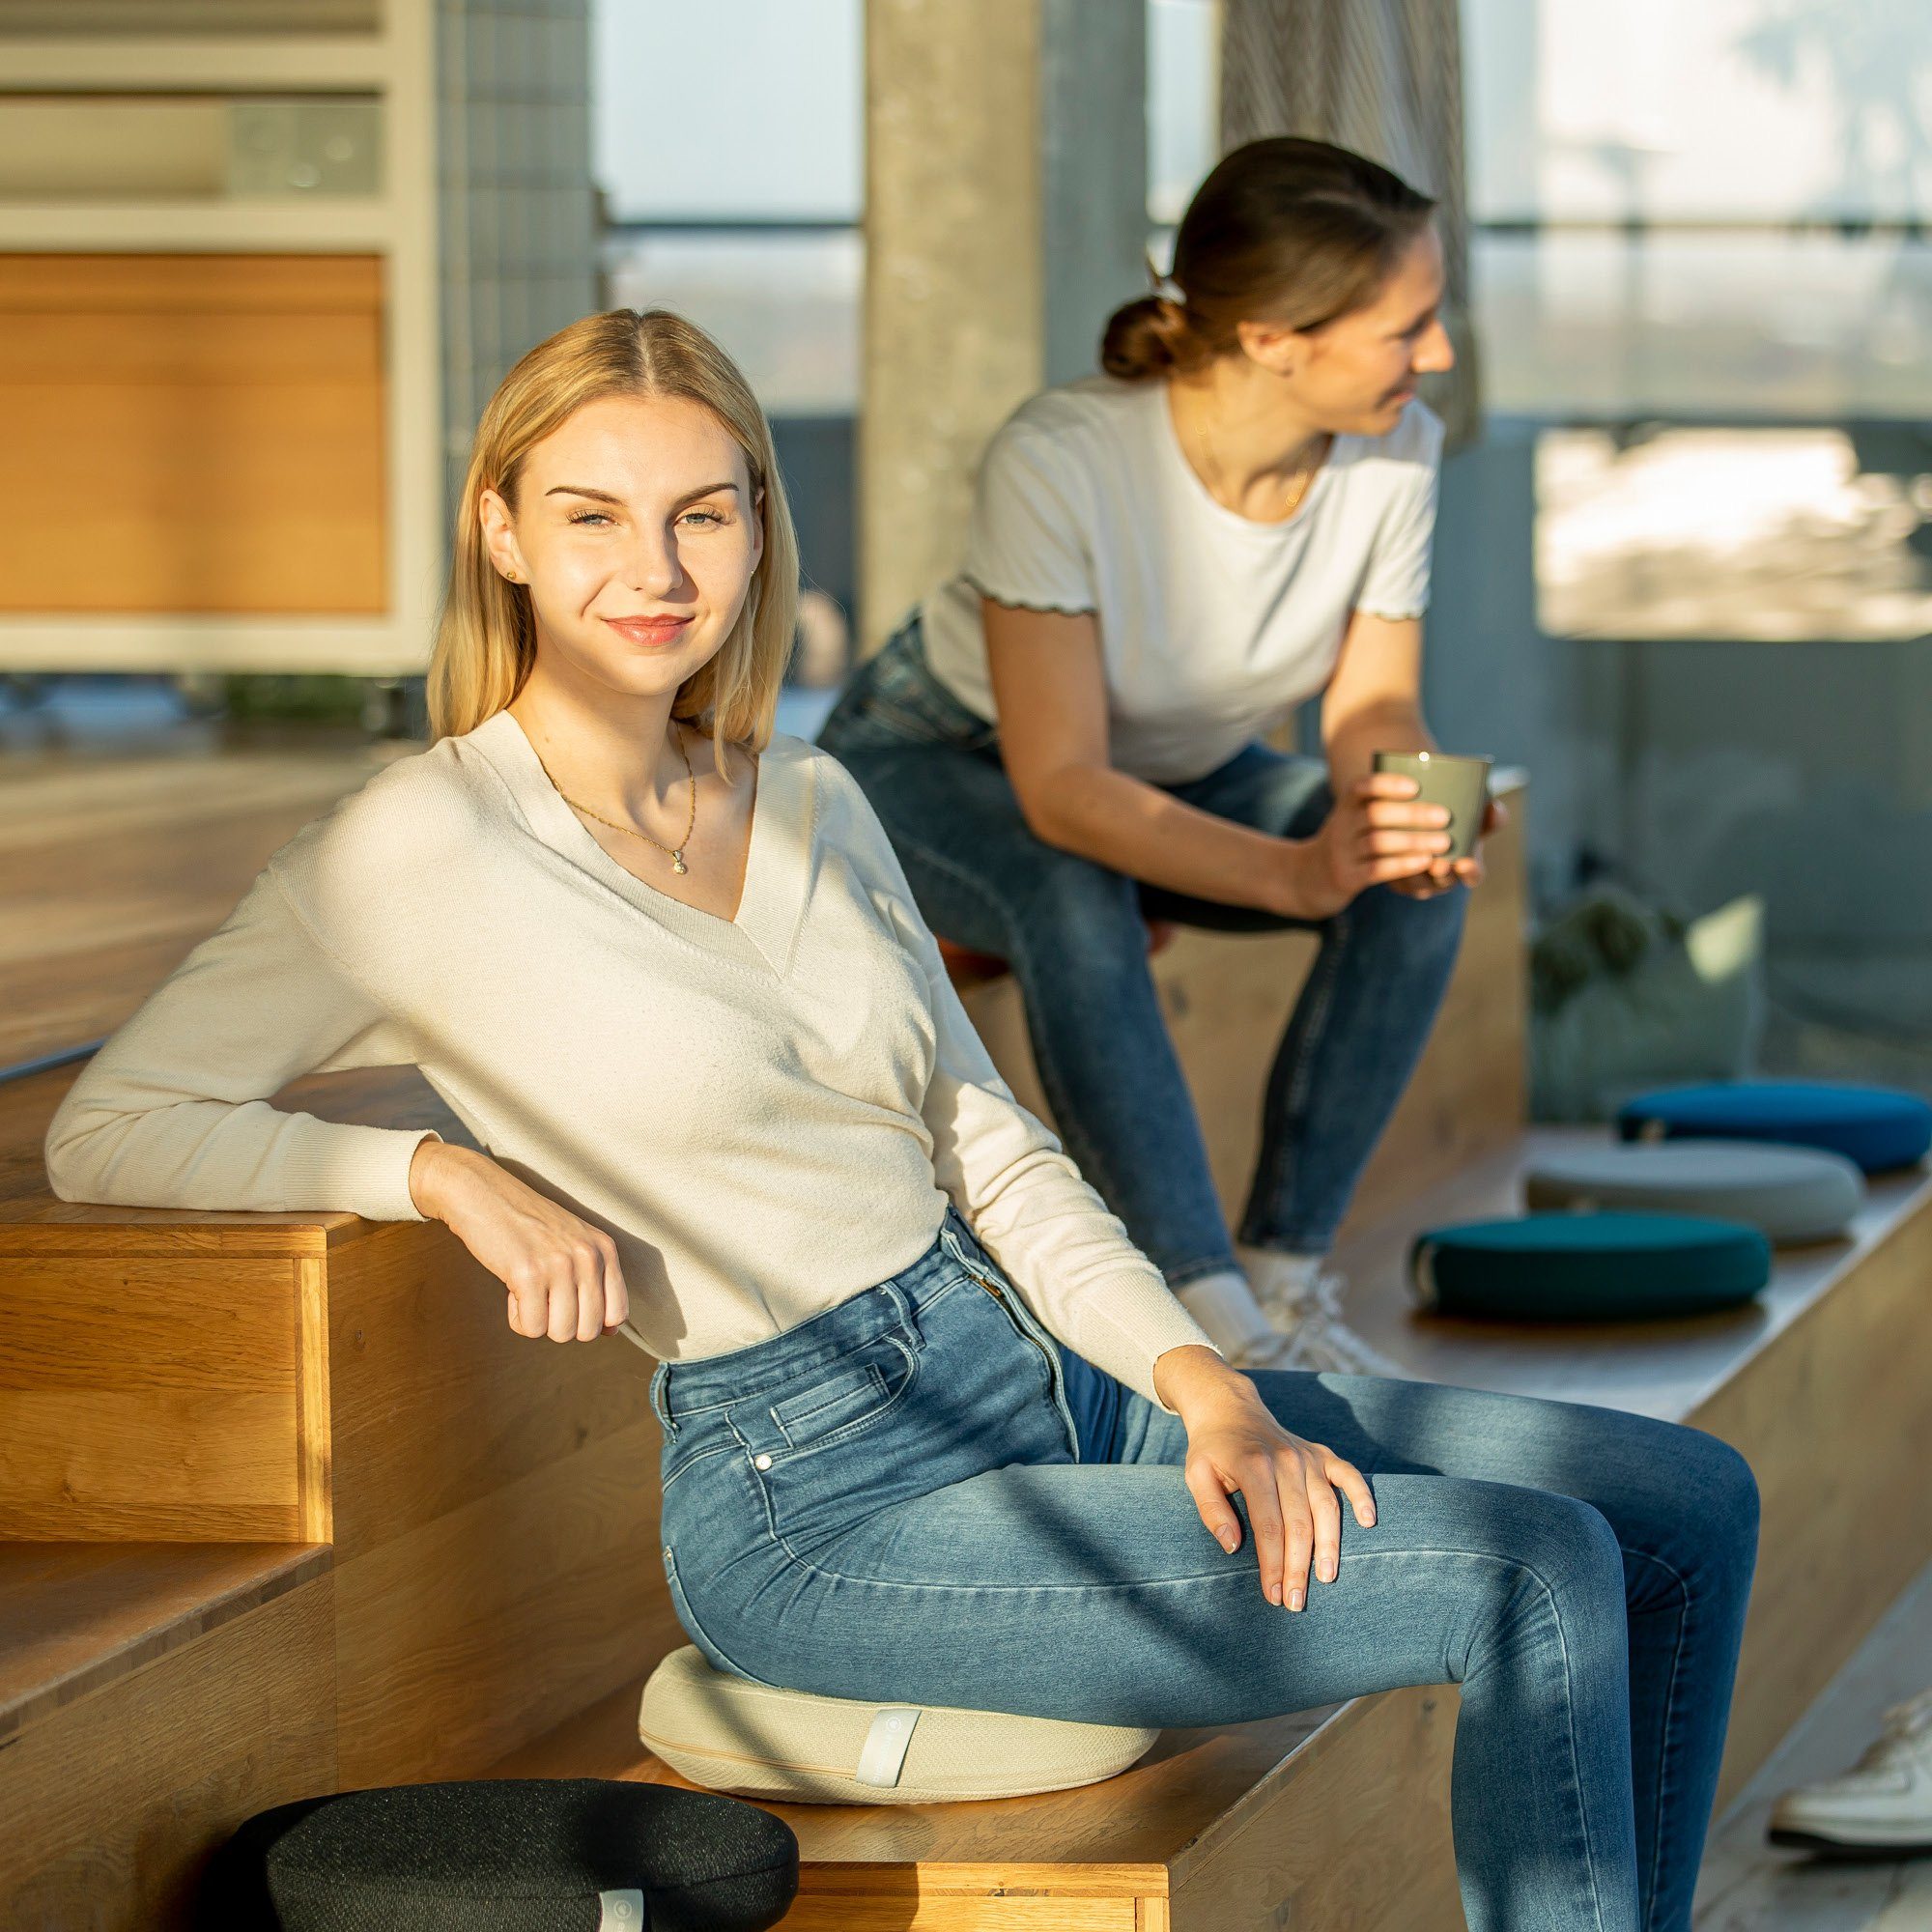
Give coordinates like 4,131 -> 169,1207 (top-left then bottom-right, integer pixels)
536,721 -> 699,874
1182,387 -> 1328,522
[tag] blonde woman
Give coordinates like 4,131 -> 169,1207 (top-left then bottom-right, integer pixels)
46,310 -> 1755,1932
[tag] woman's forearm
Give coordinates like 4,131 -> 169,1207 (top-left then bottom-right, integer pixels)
1019,758 -> 1314,917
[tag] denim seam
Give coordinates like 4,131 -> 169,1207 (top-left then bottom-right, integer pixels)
661,1439 -> 738,1495
758,1534 -> 1582,1604
1240,904 -> 1349,1249
663,1546 -> 786,1690
1463,1553 -> 1610,1932
1622,1544 -> 1693,1931
887,818 -> 1232,1275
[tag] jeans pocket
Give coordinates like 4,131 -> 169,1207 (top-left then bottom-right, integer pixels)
753,1332 -> 921,1463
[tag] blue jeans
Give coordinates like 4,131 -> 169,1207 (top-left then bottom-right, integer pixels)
652,1205 -> 1759,1932
812,612 -> 1469,1288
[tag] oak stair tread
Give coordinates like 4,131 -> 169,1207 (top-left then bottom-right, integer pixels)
0,1540 -> 329,1746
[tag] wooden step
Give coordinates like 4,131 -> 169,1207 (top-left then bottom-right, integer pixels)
1335,1126 -> 1932,1815
0,1542 -> 335,1932
481,1134 -> 1932,1932
0,734 -> 403,1070
2,1059 -> 675,1788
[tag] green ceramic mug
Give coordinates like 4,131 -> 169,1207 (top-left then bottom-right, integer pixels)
1372,750 -> 1494,864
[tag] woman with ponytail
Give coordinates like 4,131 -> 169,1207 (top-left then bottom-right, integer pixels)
818,136 -> 1502,1380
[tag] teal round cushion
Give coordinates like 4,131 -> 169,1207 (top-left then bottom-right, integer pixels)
1523,1139 -> 1864,1246
1616,1080 -> 1932,1175
1410,1211 -> 1772,1320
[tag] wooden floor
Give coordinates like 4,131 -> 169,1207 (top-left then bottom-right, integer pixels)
0,725 -> 403,1066
1695,1556 -> 1932,1929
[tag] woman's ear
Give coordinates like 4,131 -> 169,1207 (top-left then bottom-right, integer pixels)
1236,317 -> 1302,377
749,487 -> 766,564
478,486 -> 529,583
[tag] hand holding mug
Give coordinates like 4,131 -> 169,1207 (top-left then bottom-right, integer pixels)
1374,751 -> 1499,899
1285,772 -> 1455,920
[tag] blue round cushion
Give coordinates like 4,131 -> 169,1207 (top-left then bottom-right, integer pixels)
1409,1211 -> 1772,1321
1616,1080 -> 1932,1175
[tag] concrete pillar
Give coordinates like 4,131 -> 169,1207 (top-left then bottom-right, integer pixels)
860,0 -> 1146,651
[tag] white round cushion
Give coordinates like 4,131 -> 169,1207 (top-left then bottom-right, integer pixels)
639,1646 -> 1158,1806
1523,1138 -> 1864,1245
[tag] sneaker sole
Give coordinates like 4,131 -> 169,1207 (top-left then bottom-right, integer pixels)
1768,1825 -> 1932,1858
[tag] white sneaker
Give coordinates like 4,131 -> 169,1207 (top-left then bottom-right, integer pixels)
1243,1253 -> 1406,1378
1768,1687 -> 1932,1857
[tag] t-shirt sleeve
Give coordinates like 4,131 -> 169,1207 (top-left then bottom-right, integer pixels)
960,422 -> 1098,616
43,864 -> 441,1223
1353,421 -> 1443,621
824,762 -> 1221,1412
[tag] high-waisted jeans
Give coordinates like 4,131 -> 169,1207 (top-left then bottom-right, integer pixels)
651,1204 -> 1759,1932
812,612 -> 1470,1286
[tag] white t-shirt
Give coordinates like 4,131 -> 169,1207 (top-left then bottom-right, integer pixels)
919,374 -> 1444,783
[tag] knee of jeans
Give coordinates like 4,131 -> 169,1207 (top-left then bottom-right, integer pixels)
1498,1490 -> 1628,1620
1021,853 -> 1147,957
1676,1429 -> 1761,1563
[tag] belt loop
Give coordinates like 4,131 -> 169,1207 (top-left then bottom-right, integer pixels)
649,1361 -> 679,1439
884,1277 -> 924,1350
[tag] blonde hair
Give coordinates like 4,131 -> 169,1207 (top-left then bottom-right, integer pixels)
428,308 -> 801,771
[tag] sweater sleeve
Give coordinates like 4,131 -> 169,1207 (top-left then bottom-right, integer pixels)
823,761 -> 1222,1412
43,863 -> 441,1222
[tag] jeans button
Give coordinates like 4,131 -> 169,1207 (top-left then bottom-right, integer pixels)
754,1453 -> 774,1470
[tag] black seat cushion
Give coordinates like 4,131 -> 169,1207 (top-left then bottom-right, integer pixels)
196,1777 -> 799,1932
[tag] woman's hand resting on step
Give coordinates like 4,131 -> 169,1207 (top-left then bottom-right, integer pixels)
408,1140 -> 630,1342
1154,1345 -> 1378,1610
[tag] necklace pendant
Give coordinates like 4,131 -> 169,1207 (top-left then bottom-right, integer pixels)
670,849 -> 688,874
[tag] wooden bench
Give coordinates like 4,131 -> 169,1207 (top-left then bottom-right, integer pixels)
9,756 -> 1930,1928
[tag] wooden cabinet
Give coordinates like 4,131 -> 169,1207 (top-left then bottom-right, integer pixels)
0,253 -> 387,616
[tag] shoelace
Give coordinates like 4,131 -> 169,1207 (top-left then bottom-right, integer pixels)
1267,1267 -> 1400,1375
1852,1689 -> 1932,1771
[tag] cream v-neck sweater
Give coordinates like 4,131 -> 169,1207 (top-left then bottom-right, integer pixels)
43,707 -> 1220,1412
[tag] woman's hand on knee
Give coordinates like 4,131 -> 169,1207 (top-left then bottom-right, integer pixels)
408,1140 -> 630,1342
1179,1379 -> 1377,1609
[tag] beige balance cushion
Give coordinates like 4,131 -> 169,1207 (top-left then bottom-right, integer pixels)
639,1646 -> 1158,1805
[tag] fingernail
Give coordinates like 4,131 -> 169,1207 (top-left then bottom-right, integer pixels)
1267,1581 -> 1283,1605
1218,1528 -> 1236,1551
1319,1559 -> 1336,1583
1288,1588 -> 1305,1611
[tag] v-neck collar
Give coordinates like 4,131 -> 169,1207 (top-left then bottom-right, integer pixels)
466,706 -> 816,980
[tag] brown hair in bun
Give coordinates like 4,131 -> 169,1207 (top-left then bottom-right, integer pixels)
1099,136 -> 1435,383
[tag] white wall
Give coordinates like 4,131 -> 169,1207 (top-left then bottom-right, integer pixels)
1465,0 -> 1932,223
